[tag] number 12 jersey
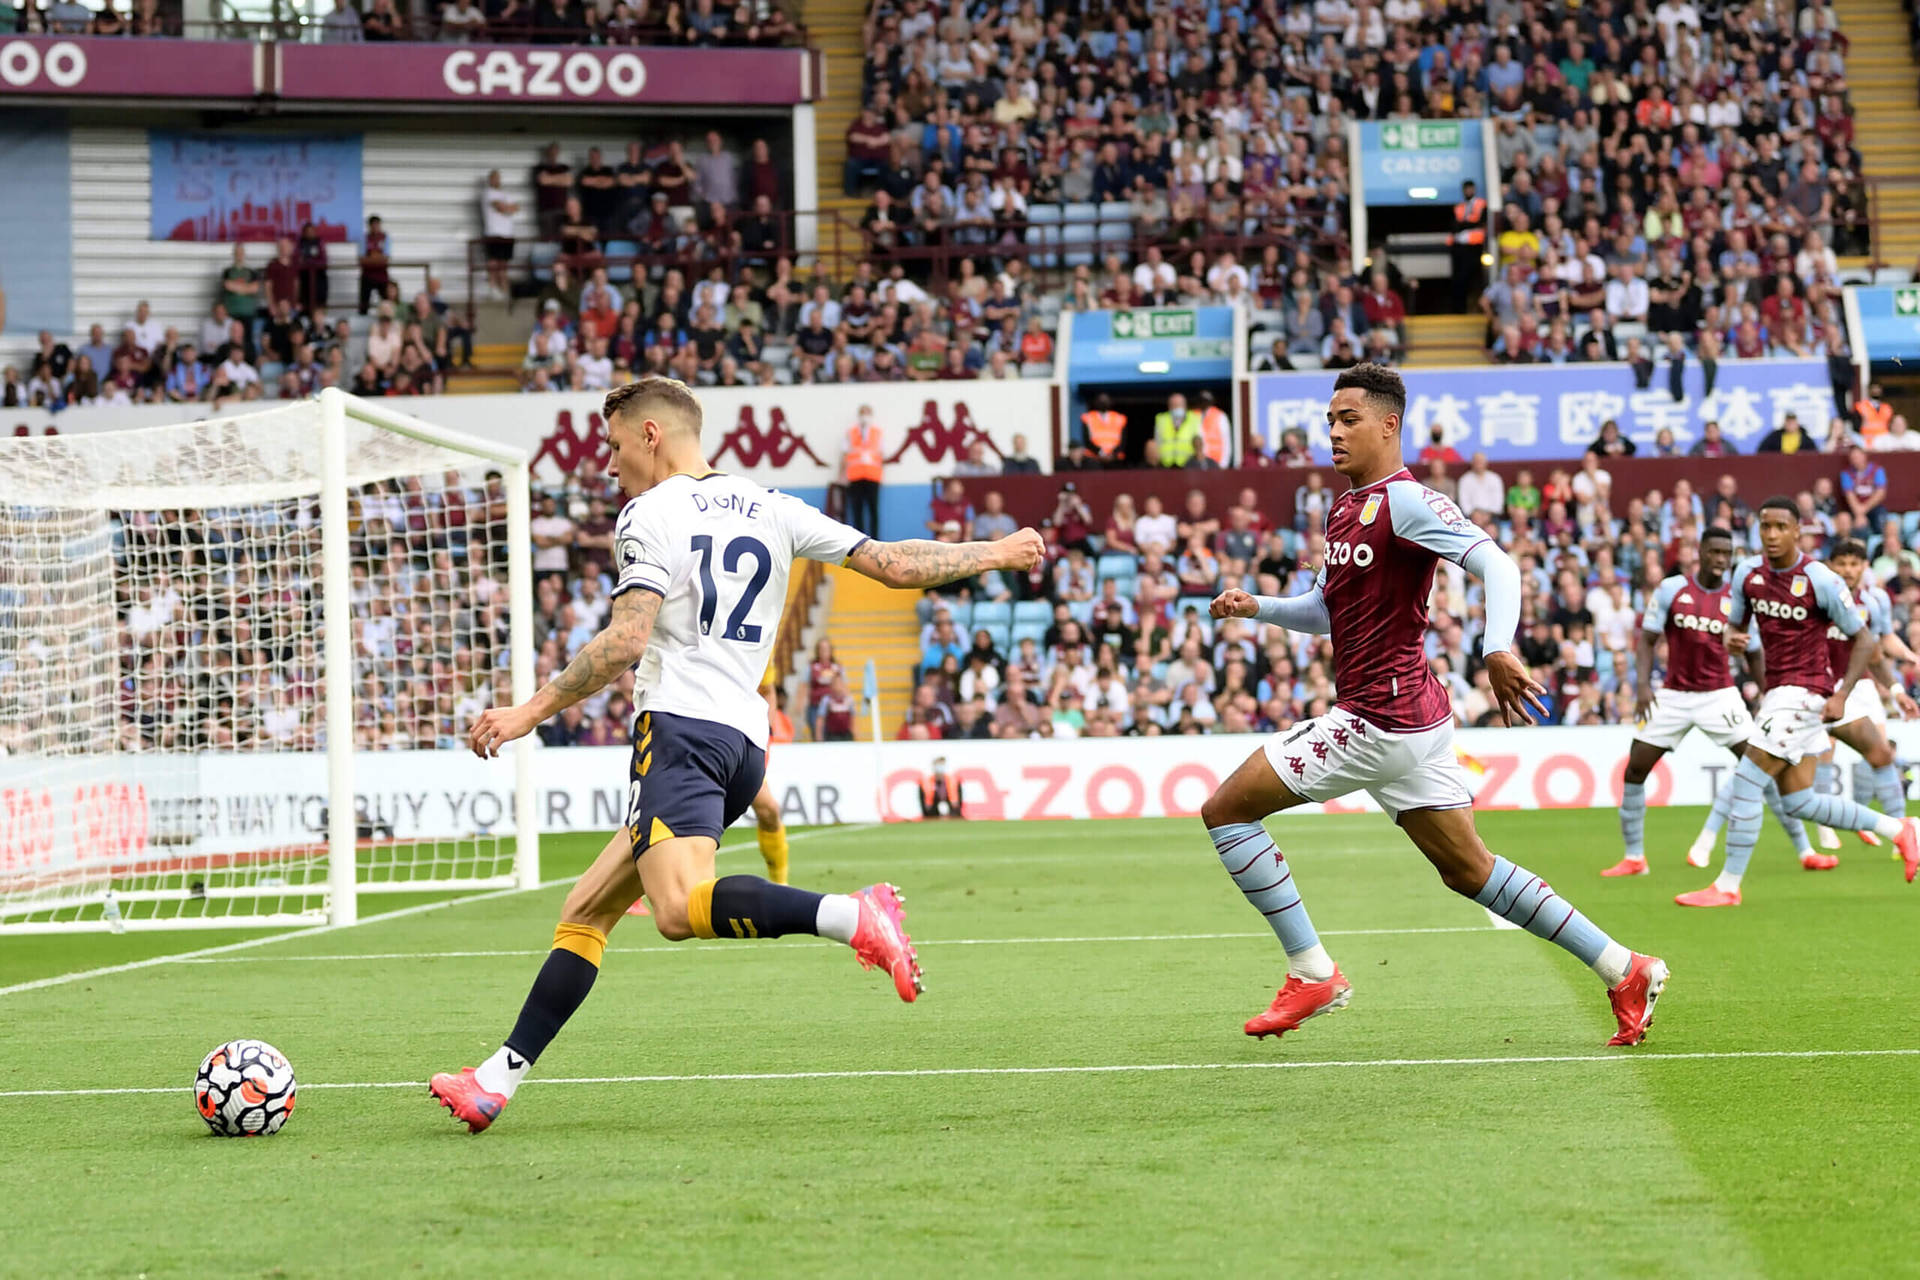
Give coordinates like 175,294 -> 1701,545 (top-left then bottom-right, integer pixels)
612,472 -> 867,747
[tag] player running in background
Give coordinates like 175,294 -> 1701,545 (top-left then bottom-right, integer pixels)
1607,526 -> 1816,877
1203,364 -> 1668,1048
431,377 -> 1044,1132
1677,501 -> 1920,907
1806,539 -> 1917,853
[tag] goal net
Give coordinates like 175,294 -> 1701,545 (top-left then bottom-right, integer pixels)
0,389 -> 538,932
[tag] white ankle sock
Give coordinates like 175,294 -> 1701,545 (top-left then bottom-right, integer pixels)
1713,870 -> 1743,894
1875,813 -> 1904,839
1591,941 -> 1632,987
473,1045 -> 530,1099
815,894 -> 860,945
1288,942 -> 1336,982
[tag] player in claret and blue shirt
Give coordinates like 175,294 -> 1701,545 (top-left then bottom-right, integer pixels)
1203,364 -> 1668,1048
1677,499 -> 1920,907
1606,525 -> 1818,877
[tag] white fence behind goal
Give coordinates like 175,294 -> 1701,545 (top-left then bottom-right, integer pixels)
0,389 -> 538,932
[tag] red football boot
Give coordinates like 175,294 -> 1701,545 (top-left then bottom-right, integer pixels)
1675,884 -> 1740,907
1799,851 -> 1840,871
1600,857 -> 1650,877
1606,953 -> 1670,1047
850,883 -> 923,1002
1244,968 -> 1352,1039
1856,828 -> 1882,847
429,1067 -> 510,1134
1898,818 -> 1920,884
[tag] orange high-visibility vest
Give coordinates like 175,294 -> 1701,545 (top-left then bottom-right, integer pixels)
1199,406 -> 1230,466
846,424 -> 884,482
1081,409 -> 1126,455
1856,397 -> 1893,441
1453,196 -> 1486,245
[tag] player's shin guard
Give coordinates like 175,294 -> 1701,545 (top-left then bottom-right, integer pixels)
1763,779 -> 1812,855
1209,823 -> 1333,980
1619,781 -> 1647,860
690,875 -> 827,939
757,826 -> 790,884
1718,757 -> 1772,887
1779,785 -> 1906,838
498,922 -> 607,1074
1473,856 -> 1630,985
1852,760 -> 1877,809
1873,763 -> 1907,817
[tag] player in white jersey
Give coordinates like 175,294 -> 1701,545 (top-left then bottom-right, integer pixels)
431,377 -> 1044,1132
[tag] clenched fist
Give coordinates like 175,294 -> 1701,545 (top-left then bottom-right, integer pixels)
1211,589 -> 1258,620
999,527 -> 1047,571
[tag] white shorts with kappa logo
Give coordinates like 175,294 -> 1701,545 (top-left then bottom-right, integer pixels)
1748,686 -> 1832,764
1829,677 -> 1888,730
1264,709 -> 1473,819
1634,686 -> 1753,751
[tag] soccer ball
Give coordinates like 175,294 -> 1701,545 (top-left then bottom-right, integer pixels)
194,1039 -> 297,1137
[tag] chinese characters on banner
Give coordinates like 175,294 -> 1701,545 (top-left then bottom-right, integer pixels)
1253,360 -> 1837,462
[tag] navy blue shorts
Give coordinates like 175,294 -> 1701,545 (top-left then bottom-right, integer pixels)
625,709 -> 766,859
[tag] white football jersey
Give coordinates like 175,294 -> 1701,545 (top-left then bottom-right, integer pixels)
611,472 -> 866,747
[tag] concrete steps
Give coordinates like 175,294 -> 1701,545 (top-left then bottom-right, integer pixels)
1833,0 -> 1920,262
1402,313 -> 1485,367
820,563 -> 923,741
804,0 -> 872,260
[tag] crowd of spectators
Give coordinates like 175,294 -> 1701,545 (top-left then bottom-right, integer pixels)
846,442 -> 1920,742
508,139 -> 1064,390
0,0 -> 797,43
845,0 -> 1873,370
1474,0 -> 1869,362
0,229 -> 470,412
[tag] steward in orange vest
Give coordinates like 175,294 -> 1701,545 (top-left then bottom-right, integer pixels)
1080,392 -> 1126,460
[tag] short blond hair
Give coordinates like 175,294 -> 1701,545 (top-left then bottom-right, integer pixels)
602,376 -> 702,438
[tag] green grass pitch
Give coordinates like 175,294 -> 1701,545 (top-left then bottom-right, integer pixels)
2,808 -> 1917,1278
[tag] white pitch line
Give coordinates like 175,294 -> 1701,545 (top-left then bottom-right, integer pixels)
5,1047 -> 1918,1100
164,924 -> 1500,964
0,826 -> 867,999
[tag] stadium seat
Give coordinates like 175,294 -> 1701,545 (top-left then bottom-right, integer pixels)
942,601 -> 973,632
1060,202 -> 1099,229
1096,202 -> 1132,250
1012,600 -> 1053,627
1020,362 -> 1053,379
1066,600 -> 1094,624
1010,621 -> 1048,650
1059,221 -> 1096,268
1902,512 -> 1920,544
1025,203 -> 1061,268
982,623 -> 1013,654
530,241 -> 560,283
1097,553 -> 1139,581
971,601 -> 1012,630
603,240 -> 638,283
1175,596 -> 1212,618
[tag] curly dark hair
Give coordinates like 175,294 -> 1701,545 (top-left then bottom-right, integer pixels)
1332,361 -> 1406,418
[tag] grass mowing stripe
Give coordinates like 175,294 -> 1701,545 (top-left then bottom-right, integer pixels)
164,923 -> 1502,964
0,826 -> 869,999
6,1047 -> 1918,1099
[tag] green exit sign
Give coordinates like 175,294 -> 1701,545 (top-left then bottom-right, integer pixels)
1110,309 -> 1196,338
1896,287 -> 1920,317
1380,122 -> 1461,150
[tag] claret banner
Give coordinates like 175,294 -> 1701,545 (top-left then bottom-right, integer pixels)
275,42 -> 816,106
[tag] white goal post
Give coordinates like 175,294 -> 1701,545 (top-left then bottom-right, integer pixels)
0,388 -> 539,932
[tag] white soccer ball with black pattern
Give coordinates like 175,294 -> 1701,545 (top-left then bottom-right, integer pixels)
194,1039 -> 297,1136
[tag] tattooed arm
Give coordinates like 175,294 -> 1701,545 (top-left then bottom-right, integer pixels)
468,588 -> 661,758
844,527 -> 1047,588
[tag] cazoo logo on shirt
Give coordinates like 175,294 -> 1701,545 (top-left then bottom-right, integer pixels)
1671,612 -> 1725,634
1325,540 -> 1375,568
1750,598 -> 1809,622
